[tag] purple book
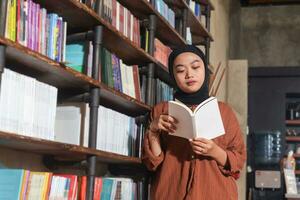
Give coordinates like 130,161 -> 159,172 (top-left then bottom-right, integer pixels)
27,0 -> 31,49
111,54 -> 122,92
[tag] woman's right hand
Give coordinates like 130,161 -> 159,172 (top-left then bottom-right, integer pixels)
149,114 -> 177,133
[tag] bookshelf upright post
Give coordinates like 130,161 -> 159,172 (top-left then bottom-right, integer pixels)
146,14 -> 157,106
86,25 -> 103,200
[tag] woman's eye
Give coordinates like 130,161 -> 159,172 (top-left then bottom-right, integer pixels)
192,66 -> 200,69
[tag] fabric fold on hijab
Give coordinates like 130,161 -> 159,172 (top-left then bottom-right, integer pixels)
168,45 -> 210,105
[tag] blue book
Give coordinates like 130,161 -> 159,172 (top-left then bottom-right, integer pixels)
100,179 -> 114,200
0,169 -> 25,200
66,42 -> 86,72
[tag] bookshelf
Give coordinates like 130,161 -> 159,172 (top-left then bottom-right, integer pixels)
0,0 -> 213,199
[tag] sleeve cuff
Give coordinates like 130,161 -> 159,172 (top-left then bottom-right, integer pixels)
218,150 -> 241,179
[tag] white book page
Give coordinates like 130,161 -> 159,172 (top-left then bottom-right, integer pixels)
168,101 -> 194,139
195,97 -> 225,139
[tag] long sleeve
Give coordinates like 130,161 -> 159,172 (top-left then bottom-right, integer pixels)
142,102 -> 167,171
218,103 -> 247,179
142,130 -> 164,171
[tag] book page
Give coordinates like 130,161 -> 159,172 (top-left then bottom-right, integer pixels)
195,98 -> 225,139
168,101 -> 194,139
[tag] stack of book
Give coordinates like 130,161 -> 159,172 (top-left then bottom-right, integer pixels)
55,103 -> 144,157
0,69 -> 57,140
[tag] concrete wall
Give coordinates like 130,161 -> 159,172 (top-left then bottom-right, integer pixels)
230,4 -> 300,67
209,0 -> 232,101
209,2 -> 248,200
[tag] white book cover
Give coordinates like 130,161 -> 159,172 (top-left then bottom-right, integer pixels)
0,69 -> 8,132
55,104 -> 81,145
130,15 -> 133,41
168,97 -> 225,140
120,60 -> 128,96
126,65 -> 136,99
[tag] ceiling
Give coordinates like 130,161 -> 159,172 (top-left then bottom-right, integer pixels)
241,0 -> 300,6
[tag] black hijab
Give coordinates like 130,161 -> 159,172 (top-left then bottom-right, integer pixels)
168,45 -> 210,105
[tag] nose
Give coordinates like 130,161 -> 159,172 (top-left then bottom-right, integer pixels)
185,68 -> 192,79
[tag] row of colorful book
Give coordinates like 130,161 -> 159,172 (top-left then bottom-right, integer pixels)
55,103 -> 144,157
66,42 -> 142,101
0,69 -> 57,140
154,0 -> 176,28
4,0 -> 67,62
86,0 -> 141,47
0,169 -> 138,200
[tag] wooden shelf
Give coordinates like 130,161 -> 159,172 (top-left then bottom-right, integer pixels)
286,120 -> 300,126
1,36 -> 151,116
117,0 -> 186,48
295,170 -> 300,175
0,131 -> 142,165
286,136 -> 300,142
1,36 -> 99,95
98,83 -> 151,117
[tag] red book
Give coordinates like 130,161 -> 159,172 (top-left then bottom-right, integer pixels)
127,11 -> 131,40
112,0 -> 117,28
80,176 -> 87,200
132,65 -> 141,101
93,177 -> 103,200
119,4 -> 124,35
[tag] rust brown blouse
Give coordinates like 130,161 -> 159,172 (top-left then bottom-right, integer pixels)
142,101 -> 246,200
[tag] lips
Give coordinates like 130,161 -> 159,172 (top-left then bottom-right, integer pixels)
186,80 -> 197,85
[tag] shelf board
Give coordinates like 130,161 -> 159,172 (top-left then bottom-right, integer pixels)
286,120 -> 300,126
0,36 -> 99,95
117,0 -> 186,48
286,136 -> 300,142
98,83 -> 151,117
0,131 -> 142,165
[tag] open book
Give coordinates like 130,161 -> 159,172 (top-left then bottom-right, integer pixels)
168,97 -> 225,140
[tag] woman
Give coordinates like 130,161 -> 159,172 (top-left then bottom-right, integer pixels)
142,45 -> 246,200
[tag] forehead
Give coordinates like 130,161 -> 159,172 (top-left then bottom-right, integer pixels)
173,52 -> 203,66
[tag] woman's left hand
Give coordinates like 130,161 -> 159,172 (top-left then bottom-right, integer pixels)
189,138 -> 218,157
189,138 -> 228,166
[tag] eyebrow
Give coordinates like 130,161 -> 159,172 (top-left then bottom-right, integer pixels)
174,59 -> 201,68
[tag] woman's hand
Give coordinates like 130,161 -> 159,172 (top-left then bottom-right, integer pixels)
149,114 -> 177,133
189,138 -> 227,166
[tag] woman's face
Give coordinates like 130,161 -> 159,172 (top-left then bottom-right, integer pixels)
172,52 -> 205,94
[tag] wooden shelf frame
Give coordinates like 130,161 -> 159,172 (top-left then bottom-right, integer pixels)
286,136 -> 300,142
0,131 -> 142,165
286,120 -> 300,126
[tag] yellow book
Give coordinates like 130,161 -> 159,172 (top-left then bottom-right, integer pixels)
10,0 -> 17,41
42,173 -> 52,200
